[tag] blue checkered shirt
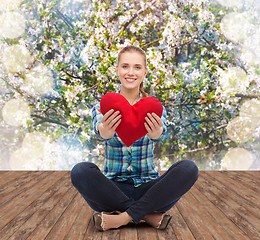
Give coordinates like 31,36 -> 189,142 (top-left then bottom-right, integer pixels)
91,98 -> 167,187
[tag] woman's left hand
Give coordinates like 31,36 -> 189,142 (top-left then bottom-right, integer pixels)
144,113 -> 163,140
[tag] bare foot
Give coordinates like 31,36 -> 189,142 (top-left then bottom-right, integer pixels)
143,212 -> 164,228
101,212 -> 132,230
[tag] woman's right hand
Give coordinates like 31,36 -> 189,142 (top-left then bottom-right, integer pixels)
97,109 -> 121,139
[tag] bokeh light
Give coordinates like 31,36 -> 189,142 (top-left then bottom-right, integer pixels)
220,12 -> 252,42
2,98 -> 30,127
9,131 -> 50,170
215,0 -> 254,9
221,147 -> 254,170
240,99 -> 260,127
3,44 -> 32,73
0,11 -> 26,39
24,65 -> 54,95
218,67 -> 249,94
22,132 -> 50,159
9,148 -> 35,170
215,0 -> 241,8
241,29 -> 260,66
0,0 -> 23,11
227,116 -> 255,143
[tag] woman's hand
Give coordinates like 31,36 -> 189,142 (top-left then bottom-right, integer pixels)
98,109 -> 121,139
144,113 -> 163,140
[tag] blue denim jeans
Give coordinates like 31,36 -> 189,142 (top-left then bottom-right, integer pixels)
70,159 -> 199,224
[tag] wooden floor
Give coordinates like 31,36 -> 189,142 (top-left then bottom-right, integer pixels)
0,171 -> 259,240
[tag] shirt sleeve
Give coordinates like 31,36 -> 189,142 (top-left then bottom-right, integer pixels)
151,105 -> 167,143
91,102 -> 106,140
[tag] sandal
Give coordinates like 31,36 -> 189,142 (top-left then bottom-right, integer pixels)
156,213 -> 172,230
93,212 -> 104,231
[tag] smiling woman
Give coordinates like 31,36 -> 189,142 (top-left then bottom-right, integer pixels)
70,45 -> 199,232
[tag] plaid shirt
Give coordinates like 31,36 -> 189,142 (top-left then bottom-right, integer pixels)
91,97 -> 167,187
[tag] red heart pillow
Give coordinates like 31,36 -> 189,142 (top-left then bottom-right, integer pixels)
100,93 -> 163,147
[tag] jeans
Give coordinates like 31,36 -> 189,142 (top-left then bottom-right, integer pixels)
70,159 -> 199,224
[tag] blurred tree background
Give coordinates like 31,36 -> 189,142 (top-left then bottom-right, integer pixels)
0,0 -> 259,170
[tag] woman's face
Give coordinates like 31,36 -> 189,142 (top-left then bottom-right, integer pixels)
116,51 -> 147,91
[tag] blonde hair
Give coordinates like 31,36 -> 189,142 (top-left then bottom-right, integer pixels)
118,45 -> 148,98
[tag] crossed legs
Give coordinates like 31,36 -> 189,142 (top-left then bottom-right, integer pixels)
71,160 -> 199,230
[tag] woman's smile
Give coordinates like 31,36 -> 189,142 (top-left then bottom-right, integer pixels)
125,77 -> 137,83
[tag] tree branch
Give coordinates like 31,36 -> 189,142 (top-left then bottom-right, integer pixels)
54,8 -> 74,30
82,82 -> 99,93
234,94 -> 260,99
2,77 -> 23,96
185,140 -> 231,153
183,119 -> 215,128
165,139 -> 232,156
31,114 -> 69,128
122,0 -> 158,31
59,78 -> 72,84
62,69 -> 82,80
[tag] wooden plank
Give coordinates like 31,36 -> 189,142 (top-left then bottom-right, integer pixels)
175,190 -> 215,239
137,223 -> 159,240
64,204 -> 93,240
203,171 -> 260,213
197,172 -> 260,240
201,171 -> 260,223
0,171 -> 12,179
168,204 -> 195,240
0,171 -> 28,187
191,187 -> 249,240
44,191 -> 85,240
0,171 -> 46,207
0,171 -> 38,192
242,171 -> 260,181
0,171 -> 259,240
182,188 -> 233,240
219,171 -> 260,193
0,171 -> 60,229
26,186 -> 78,240
228,170 -> 260,180
102,226 -> 120,240
1,172 -> 70,240
119,223 -> 138,240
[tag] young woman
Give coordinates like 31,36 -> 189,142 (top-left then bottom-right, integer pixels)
71,45 -> 199,231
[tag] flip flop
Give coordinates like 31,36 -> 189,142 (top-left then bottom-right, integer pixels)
156,213 -> 172,230
92,212 -> 104,231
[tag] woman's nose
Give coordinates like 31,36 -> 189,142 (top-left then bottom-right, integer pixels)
128,67 -> 134,75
